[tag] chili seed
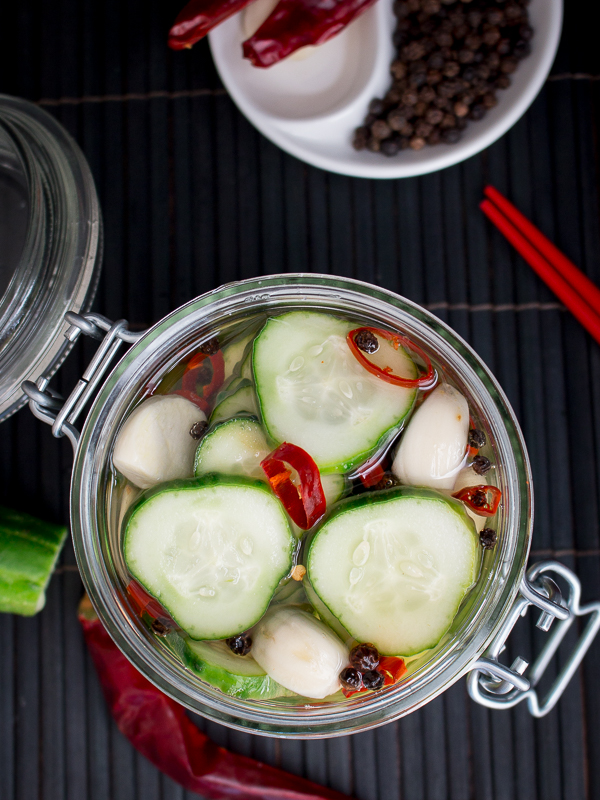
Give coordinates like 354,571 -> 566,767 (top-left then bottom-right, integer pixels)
362,670 -> 386,690
350,643 -> 381,671
340,667 -> 363,690
199,337 -> 220,355
354,329 -> 380,353
479,528 -> 498,549
226,633 -> 252,656
468,428 -> 486,448
190,420 -> 208,440
151,619 -> 169,636
472,454 -> 492,475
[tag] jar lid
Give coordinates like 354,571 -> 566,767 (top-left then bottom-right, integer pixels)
0,95 -> 101,422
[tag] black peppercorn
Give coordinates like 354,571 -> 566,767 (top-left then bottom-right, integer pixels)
479,528 -> 498,549
354,329 -> 379,353
190,420 -> 208,439
441,127 -> 461,143
362,670 -> 386,690
340,667 -> 363,690
151,619 -> 169,636
468,428 -> 486,448
199,337 -> 220,355
226,633 -> 252,656
472,454 -> 492,475
381,138 -> 401,156
372,473 -> 402,491
470,489 -> 488,508
350,643 -> 381,671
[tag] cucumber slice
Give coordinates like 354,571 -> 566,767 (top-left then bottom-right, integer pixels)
307,487 -> 478,655
222,334 -> 254,382
124,476 -> 294,639
253,312 -> 417,472
195,418 -> 270,480
321,473 -> 347,506
0,506 -> 68,616
169,634 -> 295,699
211,384 -> 259,423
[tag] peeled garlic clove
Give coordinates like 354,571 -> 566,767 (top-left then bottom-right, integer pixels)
113,395 -> 206,489
392,384 -> 469,491
252,607 -> 349,699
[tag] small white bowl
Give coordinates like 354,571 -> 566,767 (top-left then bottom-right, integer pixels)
209,0 -> 562,179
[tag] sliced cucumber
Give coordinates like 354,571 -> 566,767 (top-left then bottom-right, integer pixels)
307,487 -> 478,655
0,506 -> 68,616
321,473 -> 347,506
240,350 -> 253,381
124,476 -> 294,640
195,418 -> 270,480
169,634 -> 295,699
222,334 -> 254,382
211,383 -> 259,423
253,312 -> 417,472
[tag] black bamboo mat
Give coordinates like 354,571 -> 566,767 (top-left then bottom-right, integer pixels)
2,1 -> 600,798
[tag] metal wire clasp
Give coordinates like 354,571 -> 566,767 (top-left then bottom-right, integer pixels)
468,560 -> 600,717
22,312 -> 144,453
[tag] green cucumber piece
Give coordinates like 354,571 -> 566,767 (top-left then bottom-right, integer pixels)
307,487 -> 478,655
211,384 -> 259,423
253,311 -> 417,472
222,334 -> 254,382
0,506 -> 68,616
169,634 -> 295,699
195,418 -> 270,480
124,476 -> 294,640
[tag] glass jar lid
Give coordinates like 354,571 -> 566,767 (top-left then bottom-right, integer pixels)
0,95 -> 101,422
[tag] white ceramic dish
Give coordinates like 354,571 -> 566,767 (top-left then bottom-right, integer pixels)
209,0 -> 562,178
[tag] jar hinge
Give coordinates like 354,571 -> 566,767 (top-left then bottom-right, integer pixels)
467,560 -> 600,717
22,312 -> 145,453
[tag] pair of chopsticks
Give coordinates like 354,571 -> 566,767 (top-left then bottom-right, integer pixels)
480,185 -> 600,346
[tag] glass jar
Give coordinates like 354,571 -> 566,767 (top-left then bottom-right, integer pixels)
0,95 -> 101,421
68,274 -> 534,736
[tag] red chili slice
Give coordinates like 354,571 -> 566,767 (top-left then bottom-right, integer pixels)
182,349 -> 225,401
347,327 -> 436,389
452,484 -> 502,517
171,388 -> 210,414
261,443 -> 326,530
127,580 -> 172,623
341,656 -> 406,698
358,460 -> 386,488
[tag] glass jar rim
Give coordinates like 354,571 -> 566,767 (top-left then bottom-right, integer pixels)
71,274 -> 533,737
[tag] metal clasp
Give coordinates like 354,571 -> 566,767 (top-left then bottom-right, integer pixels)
468,560 -> 600,717
22,312 -> 145,453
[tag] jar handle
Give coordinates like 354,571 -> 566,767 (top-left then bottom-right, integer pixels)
22,312 -> 145,453
467,560 -> 600,717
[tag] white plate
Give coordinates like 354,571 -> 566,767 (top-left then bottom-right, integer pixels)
209,0 -> 563,179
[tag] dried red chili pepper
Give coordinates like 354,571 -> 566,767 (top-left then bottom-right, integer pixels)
242,0 -> 379,67
79,596 -> 350,800
168,0 -> 255,50
452,484 -> 502,517
341,656 -> 406,698
347,327 -> 435,389
261,443 -> 326,530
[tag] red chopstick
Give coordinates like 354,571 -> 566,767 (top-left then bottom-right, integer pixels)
480,186 -> 600,346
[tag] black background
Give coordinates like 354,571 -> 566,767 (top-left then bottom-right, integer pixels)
2,1 -> 600,798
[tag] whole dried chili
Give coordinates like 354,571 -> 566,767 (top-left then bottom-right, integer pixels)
78,597 -> 351,800
242,0 -> 380,68
261,442 -> 326,530
347,327 -> 435,389
452,484 -> 502,517
168,0 -> 255,50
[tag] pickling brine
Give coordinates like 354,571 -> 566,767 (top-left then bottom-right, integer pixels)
110,309 -> 501,702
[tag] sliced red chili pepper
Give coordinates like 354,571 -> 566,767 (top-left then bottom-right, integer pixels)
261,442 -> 326,530
452,484 -> 502,517
341,656 -> 406,697
347,327 -> 436,389
182,349 -> 225,400
171,388 -> 210,414
168,0 -> 255,50
127,580 -> 173,623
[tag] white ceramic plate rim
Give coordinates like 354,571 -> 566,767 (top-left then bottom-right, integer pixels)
209,0 -> 563,179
